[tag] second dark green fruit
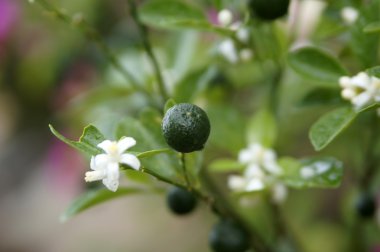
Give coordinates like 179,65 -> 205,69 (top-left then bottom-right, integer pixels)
167,186 -> 197,215
209,219 -> 249,252
248,0 -> 290,21
162,103 -> 210,153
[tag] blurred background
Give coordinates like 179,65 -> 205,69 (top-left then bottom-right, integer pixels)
1,0 -> 380,252
0,0 -> 213,251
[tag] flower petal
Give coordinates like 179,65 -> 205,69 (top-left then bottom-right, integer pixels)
352,92 -> 372,109
91,154 -> 109,171
102,162 -> 120,192
97,140 -> 113,153
246,178 -> 265,191
117,137 -> 136,154
120,153 -> 140,170
228,175 -> 246,191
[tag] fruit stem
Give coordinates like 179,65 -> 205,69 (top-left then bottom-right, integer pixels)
199,168 -> 274,252
181,153 -> 191,189
128,0 -> 169,103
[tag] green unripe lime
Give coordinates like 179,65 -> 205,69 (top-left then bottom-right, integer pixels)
162,103 -> 211,153
209,219 -> 249,252
248,0 -> 290,21
355,193 -> 376,218
166,186 -> 197,215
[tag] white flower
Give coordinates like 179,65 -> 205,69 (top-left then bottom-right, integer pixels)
271,183 -> 288,204
341,7 -> 359,25
228,143 -> 287,202
239,49 -> 253,62
218,39 -> 239,63
85,137 -> 141,192
218,9 -> 233,27
238,143 -> 282,175
339,72 -> 380,110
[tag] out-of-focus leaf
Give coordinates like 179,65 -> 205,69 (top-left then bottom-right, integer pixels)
363,21 -> 380,33
173,66 -> 218,102
298,88 -> 344,107
164,99 -> 177,114
366,66 -> 380,78
207,104 -> 246,153
309,107 -> 356,151
350,1 -> 380,68
288,47 -> 347,85
209,159 -> 245,173
279,157 -> 343,188
139,0 -> 204,29
49,124 -> 105,156
247,108 -> 277,147
61,187 -> 142,222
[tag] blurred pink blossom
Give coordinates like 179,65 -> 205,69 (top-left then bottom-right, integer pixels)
43,137 -> 86,194
0,0 -> 19,43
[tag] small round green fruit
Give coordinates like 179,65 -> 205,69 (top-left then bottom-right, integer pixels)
162,103 -> 210,153
166,186 -> 197,215
209,219 -> 249,252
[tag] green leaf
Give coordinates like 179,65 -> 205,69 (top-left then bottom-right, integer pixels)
309,107 -> 357,151
288,47 -> 347,85
350,1 -> 380,68
279,157 -> 343,189
208,159 -> 245,173
49,124 -> 105,156
164,99 -> 177,114
366,66 -> 380,78
363,21 -> 380,33
61,187 -> 142,222
137,148 -> 173,159
298,88 -> 344,107
139,0 -> 205,30
174,66 -> 217,102
247,108 -> 277,147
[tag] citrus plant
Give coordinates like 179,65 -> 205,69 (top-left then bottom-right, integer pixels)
26,0 -> 380,251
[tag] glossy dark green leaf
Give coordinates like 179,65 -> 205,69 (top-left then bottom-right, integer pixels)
61,187 -> 142,222
288,47 -> 347,84
49,124 -> 105,156
309,107 -> 357,151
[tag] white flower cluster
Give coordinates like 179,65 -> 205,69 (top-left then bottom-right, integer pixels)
228,143 -> 287,204
339,72 -> 380,111
85,137 -> 141,192
340,7 -> 359,25
217,9 -> 253,64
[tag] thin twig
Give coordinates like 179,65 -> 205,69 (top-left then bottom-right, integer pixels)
33,0 -> 147,95
128,0 -> 169,102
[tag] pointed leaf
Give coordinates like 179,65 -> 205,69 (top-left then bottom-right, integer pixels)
309,107 -> 357,151
61,187 -> 142,222
288,47 -> 347,85
49,124 -> 105,156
